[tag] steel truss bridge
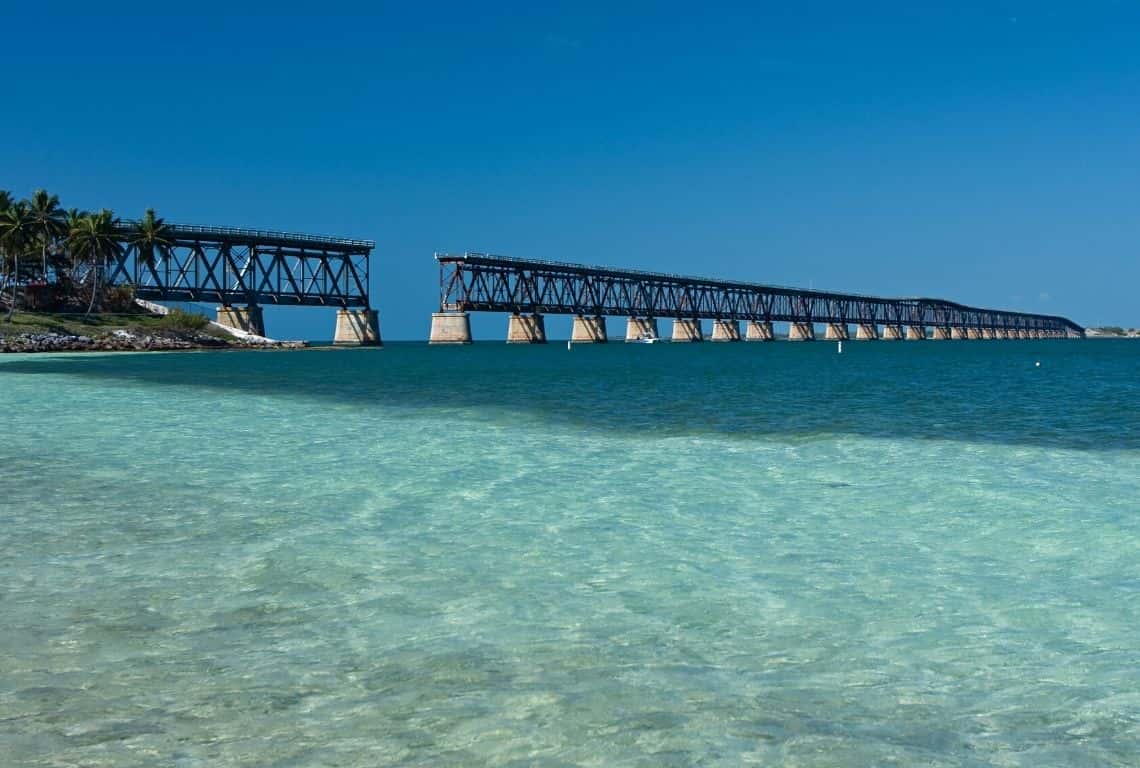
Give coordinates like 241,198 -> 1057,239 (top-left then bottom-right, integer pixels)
437,253 -> 1084,335
106,223 -> 374,308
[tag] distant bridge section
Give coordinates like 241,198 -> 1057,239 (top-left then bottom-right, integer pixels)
105,223 -> 379,343
430,253 -> 1084,343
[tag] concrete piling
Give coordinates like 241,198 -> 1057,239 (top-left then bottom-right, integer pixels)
788,322 -> 815,341
429,312 -> 472,344
625,317 -> 659,342
333,309 -> 382,345
671,318 -> 703,342
571,315 -> 607,343
216,305 -> 266,337
507,313 -> 547,343
824,323 -> 849,341
746,320 -> 774,341
711,319 -> 741,341
430,311 -> 1072,345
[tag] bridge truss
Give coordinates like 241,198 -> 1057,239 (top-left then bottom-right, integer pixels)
437,253 -> 1083,335
106,224 -> 373,307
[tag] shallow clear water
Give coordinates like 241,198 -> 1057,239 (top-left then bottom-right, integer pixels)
2,340 -> 1138,766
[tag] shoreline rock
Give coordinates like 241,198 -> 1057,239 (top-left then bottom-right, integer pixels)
0,330 -> 306,353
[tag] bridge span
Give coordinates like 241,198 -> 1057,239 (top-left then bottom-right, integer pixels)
429,253 -> 1084,343
106,222 -> 380,344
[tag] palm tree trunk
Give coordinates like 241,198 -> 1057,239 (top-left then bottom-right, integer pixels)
6,253 -> 18,322
84,260 -> 100,319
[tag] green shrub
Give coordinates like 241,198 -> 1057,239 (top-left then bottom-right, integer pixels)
159,307 -> 210,332
102,284 -> 137,313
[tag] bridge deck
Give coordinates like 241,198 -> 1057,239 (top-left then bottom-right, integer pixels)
115,222 -> 374,253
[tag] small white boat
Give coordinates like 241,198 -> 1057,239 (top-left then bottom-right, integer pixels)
634,334 -> 660,344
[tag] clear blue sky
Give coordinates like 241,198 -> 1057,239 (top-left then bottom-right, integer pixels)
5,2 -> 1139,338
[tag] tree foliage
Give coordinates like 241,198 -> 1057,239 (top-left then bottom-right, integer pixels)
1,190 -> 169,318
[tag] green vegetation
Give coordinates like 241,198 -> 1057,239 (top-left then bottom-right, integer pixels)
1086,326 -> 1140,337
159,307 -> 210,332
4,309 -> 230,340
0,188 -> 174,320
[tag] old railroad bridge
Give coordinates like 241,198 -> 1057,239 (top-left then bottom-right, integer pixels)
103,224 -> 1084,344
107,222 -> 379,343
429,253 -> 1084,343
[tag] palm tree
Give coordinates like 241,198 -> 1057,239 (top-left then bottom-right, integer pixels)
128,208 -> 172,282
68,209 -> 121,317
0,190 -> 11,277
62,208 -> 88,268
27,189 -> 66,278
0,191 -> 12,317
0,200 -> 34,320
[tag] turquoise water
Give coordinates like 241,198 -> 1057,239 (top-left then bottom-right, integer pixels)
2,340 -> 1138,766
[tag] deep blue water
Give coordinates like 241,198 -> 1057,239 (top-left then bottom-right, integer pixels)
2,339 -> 1138,766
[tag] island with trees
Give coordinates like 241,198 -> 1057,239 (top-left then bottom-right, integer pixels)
0,188 -> 297,352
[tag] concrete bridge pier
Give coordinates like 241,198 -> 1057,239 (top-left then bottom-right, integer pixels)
906,325 -> 926,340
950,327 -> 969,340
711,319 -> 741,341
507,313 -> 547,343
429,312 -> 472,344
788,322 -> 815,341
216,305 -> 265,337
1017,329 -> 1030,339
672,318 -> 703,342
824,323 -> 849,341
982,328 -> 996,339
855,323 -> 878,340
625,317 -> 659,342
967,328 -> 983,340
932,327 -> 953,340
746,320 -> 774,341
882,324 -> 903,340
571,315 -> 607,343
333,309 -> 382,345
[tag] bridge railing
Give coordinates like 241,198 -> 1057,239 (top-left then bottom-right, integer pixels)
115,221 -> 375,250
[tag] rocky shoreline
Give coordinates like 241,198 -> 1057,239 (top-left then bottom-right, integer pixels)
1,329 -> 306,353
